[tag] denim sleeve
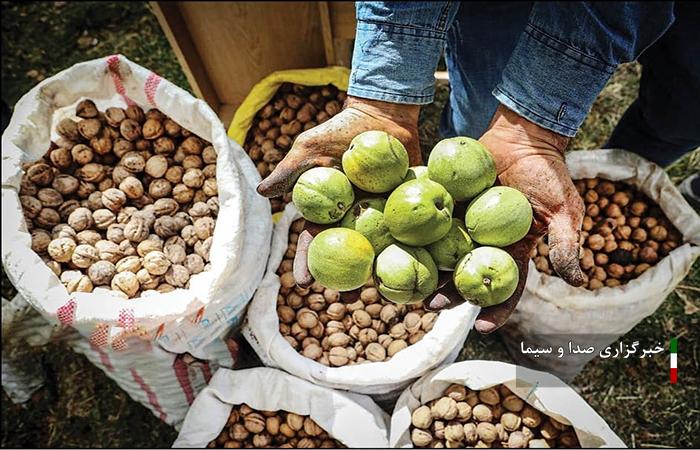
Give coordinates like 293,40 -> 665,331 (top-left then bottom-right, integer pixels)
493,3 -> 676,136
348,2 -> 460,105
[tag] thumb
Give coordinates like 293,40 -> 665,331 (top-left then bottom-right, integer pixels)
256,147 -> 312,198
547,212 -> 585,287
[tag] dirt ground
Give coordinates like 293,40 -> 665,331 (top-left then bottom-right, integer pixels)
2,2 -> 699,448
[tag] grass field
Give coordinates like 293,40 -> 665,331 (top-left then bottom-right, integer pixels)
2,2 -> 698,448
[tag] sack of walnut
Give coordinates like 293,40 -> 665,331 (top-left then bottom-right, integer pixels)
390,360 -> 625,448
227,67 -> 350,213
242,204 -> 480,401
173,367 -> 390,448
501,149 -> 700,380
1,55 -> 271,424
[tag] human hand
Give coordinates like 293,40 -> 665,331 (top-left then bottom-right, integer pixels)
427,105 -> 585,333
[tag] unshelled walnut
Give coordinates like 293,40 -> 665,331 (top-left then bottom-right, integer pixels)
183,168 -> 205,188
124,216 -> 150,243
120,118 -> 142,141
48,237 -> 76,263
142,118 -> 164,140
116,255 -> 143,273
172,183 -> 194,204
87,260 -> 117,285
144,155 -> 168,178
78,118 -> 102,140
63,271 -> 93,293
92,209 -> 116,230
31,229 -> 52,253
49,147 -> 73,169
52,174 -> 79,195
193,216 -> 215,240
121,151 -> 146,173
119,176 -> 144,199
72,244 -> 99,268
143,250 -> 171,275
194,237 -> 212,261
164,264 -> 189,287
111,271 -> 139,297
26,162 -> 55,186
95,239 -> 123,264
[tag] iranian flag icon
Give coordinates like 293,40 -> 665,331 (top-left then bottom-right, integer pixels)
670,338 -> 678,384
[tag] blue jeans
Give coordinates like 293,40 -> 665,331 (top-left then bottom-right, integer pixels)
349,2 -> 698,167
439,2 -> 700,166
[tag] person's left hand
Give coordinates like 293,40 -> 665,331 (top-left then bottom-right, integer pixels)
425,105 -> 585,333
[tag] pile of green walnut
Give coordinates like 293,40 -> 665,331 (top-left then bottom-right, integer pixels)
278,219 -> 439,366
410,383 -> 580,448
292,131 -> 534,308
531,178 -> 682,289
208,403 -> 345,448
244,82 -> 346,213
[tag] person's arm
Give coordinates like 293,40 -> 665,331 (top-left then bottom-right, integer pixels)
493,2 -> 676,137
348,2 -> 460,105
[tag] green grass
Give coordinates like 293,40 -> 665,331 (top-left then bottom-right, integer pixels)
2,2 -> 699,448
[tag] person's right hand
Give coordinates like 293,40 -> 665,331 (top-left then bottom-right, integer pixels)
256,96 -> 422,198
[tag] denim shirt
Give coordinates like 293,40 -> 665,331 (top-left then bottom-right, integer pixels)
348,2 -> 676,136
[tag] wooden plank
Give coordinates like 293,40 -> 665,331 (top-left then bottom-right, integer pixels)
150,2 -> 220,110
329,2 -> 356,40
175,2 -> 326,108
318,2 -> 336,66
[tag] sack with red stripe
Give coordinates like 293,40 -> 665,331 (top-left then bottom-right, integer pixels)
1,55 -> 272,426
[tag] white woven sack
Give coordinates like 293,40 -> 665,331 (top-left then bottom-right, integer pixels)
501,149 -> 700,379
173,367 -> 390,448
390,360 -> 625,448
0,54 -> 271,355
0,55 -> 272,425
242,204 -> 480,398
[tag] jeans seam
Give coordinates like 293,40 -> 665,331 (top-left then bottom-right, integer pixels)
525,23 -> 617,73
357,20 -> 447,40
349,86 -> 434,101
494,86 -> 577,134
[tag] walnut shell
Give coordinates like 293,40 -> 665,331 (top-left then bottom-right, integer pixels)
78,118 -> 102,140
117,206 -> 137,224
90,130 -> 113,155
152,198 -> 178,217
120,119 -> 142,141
194,237 -> 212,261
116,255 -> 143,273
31,229 -> 52,254
111,271 -> 140,298
184,253 -> 205,275
52,174 -> 79,195
137,238 -> 163,257
92,208 -> 116,230
86,260 -> 116,285
153,216 -> 179,238
202,164 -> 217,179
152,136 -> 175,155
20,176 -> 38,196
76,229 -> 101,246
111,138 -> 133,159
136,267 -> 160,289
182,168 -> 205,188
181,225 -> 198,246
193,216 -> 215,240
119,176 -> 144,199
75,99 -> 98,118
57,200 -> 80,221
36,188 -> 63,209
35,208 -> 61,228
188,202 -> 210,218
48,237 -> 76,263
148,178 -> 172,199
101,188 -> 126,212
142,118 -> 164,140
64,272 -> 93,293
125,105 -> 145,123
119,239 -> 137,257
202,146 -> 217,164
172,183 -> 194,204
49,147 -> 73,169
26,162 -> 55,186
143,250 -> 171,275
76,181 -> 96,199
180,136 -> 203,155
56,118 -> 81,141
85,191 -> 104,211
182,155 -> 203,170
20,195 -> 42,218
103,107 -> 126,127
173,212 -> 191,230
67,207 -> 93,232
162,119 -> 181,137
124,216 -> 150,243
164,264 -> 189,287
71,244 -> 99,268
144,155 -> 168,178
120,151 -> 146,173
95,239 -> 123,264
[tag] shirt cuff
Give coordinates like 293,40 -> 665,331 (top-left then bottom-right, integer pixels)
493,23 -> 616,137
348,20 -> 445,105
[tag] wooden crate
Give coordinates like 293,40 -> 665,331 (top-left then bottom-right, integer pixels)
151,1 -> 356,125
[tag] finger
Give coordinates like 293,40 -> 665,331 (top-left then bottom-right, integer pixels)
474,236 -> 533,333
425,276 -> 465,311
293,230 -> 314,288
257,148 -> 314,198
547,213 -> 585,287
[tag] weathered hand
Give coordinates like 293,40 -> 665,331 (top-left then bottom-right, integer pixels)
430,105 -> 584,333
256,97 -> 421,198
